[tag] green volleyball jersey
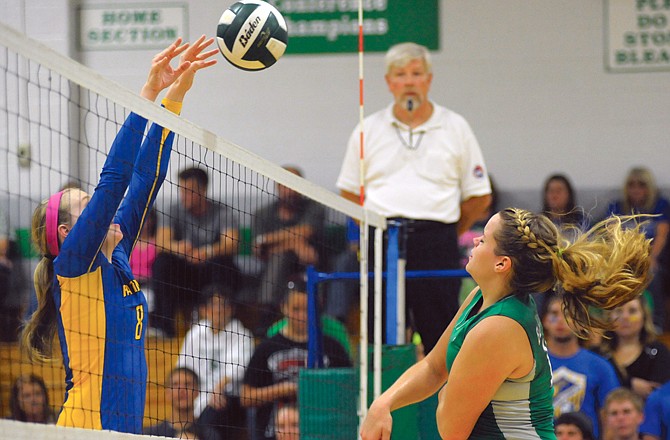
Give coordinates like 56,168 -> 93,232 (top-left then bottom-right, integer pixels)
446,291 -> 556,440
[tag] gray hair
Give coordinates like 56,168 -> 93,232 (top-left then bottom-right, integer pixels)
385,42 -> 432,74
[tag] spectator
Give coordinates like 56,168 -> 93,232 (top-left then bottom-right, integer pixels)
0,204 -> 11,274
8,374 -> 56,424
267,299 -> 353,358
251,166 -> 325,331
602,387 -> 645,440
541,293 -> 620,438
144,367 -> 219,440
241,278 -> 351,440
130,208 -> 158,317
153,166 -> 241,337
598,296 -> 670,399
457,175 -> 497,303
542,173 -> 586,237
336,42 -> 492,353
555,412 -> 595,440
175,423 -> 201,440
275,403 -> 299,440
323,217 -> 360,325
641,380 -> 670,440
0,205 -> 25,343
607,167 -> 670,332
657,207 -> 670,332
177,284 -> 254,438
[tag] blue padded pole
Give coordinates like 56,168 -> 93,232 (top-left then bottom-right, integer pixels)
307,265 -> 324,368
385,221 -> 400,345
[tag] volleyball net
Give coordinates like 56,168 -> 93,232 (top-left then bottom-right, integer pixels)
0,22 -> 388,439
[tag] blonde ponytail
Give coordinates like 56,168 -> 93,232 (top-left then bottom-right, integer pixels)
496,209 -> 651,338
554,215 -> 651,337
19,196 -> 69,362
20,257 -> 58,362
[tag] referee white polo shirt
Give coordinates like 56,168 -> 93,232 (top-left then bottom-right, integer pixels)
336,102 -> 491,224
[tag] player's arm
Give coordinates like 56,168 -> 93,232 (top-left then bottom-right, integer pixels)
239,382 -> 297,407
435,315 -> 533,440
57,113 -> 149,275
360,287 -> 479,440
457,194 -> 491,237
116,106 -> 177,255
118,36 -> 217,254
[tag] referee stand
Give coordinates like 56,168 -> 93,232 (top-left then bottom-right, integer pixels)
302,220 -> 470,439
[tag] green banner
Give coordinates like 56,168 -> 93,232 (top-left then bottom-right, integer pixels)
269,0 -> 439,54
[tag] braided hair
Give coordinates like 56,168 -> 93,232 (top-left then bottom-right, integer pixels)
495,208 -> 651,337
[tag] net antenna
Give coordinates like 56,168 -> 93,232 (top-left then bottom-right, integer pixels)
355,0 -> 384,431
356,0 -> 368,427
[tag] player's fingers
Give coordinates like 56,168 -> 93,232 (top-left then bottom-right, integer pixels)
171,42 -> 190,58
198,48 -> 220,61
173,60 -> 192,77
197,36 -> 216,50
188,37 -> 216,59
191,34 -> 207,48
152,56 -> 170,69
190,59 -> 217,73
155,37 -> 182,61
182,35 -> 208,57
201,59 -> 218,69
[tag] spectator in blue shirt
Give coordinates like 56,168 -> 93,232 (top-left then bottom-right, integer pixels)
607,167 -> 670,332
541,293 -> 620,438
641,380 -> 670,440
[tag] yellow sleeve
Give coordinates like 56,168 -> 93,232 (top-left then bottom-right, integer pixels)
161,97 -> 183,115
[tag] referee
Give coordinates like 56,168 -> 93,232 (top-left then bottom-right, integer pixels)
336,42 -> 491,353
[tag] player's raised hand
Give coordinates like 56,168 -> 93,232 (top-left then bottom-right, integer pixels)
180,34 -> 219,68
141,38 -> 192,101
165,35 -> 218,102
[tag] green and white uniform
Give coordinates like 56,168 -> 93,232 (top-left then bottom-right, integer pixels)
446,290 -> 556,439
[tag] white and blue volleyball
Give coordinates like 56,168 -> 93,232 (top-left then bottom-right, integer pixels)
216,0 -> 288,71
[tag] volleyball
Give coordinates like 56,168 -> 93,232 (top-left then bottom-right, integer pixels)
216,0 -> 288,71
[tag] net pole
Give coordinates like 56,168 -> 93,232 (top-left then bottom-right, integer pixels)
373,226 -> 383,398
356,0 -> 372,429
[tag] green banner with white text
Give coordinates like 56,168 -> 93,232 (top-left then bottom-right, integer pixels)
269,0 -> 439,54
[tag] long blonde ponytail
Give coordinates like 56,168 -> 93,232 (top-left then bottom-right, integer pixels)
20,194 -> 72,362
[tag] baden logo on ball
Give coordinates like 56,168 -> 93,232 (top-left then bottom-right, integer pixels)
216,0 -> 288,71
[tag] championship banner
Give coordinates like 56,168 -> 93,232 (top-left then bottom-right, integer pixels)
270,0 -> 440,54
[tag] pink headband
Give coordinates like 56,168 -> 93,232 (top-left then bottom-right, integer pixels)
45,190 -> 64,257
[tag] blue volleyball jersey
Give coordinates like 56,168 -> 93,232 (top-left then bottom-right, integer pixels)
52,100 -> 180,433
